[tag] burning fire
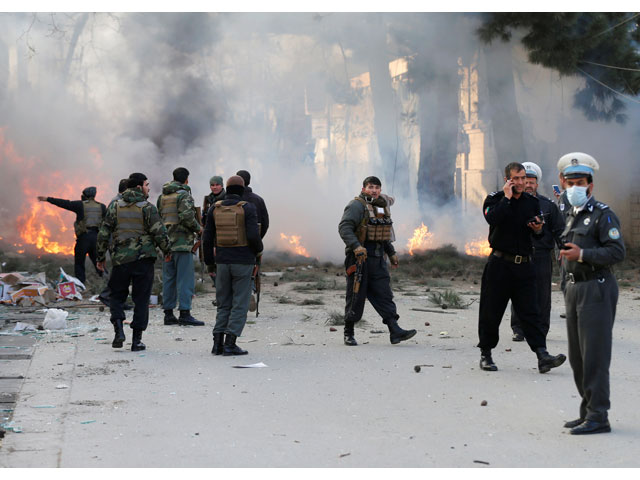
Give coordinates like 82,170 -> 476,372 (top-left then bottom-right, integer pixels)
406,223 -> 434,255
1,127 -> 111,256
280,233 -> 310,257
464,238 -> 492,257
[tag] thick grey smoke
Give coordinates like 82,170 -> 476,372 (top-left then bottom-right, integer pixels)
0,13 -> 638,261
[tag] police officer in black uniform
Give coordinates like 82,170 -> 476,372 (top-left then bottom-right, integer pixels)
478,162 -> 566,373
510,162 -> 565,341
557,152 -> 625,435
37,186 -> 106,284
338,176 -> 416,346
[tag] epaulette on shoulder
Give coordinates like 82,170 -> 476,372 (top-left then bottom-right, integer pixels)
488,191 -> 499,197
595,201 -> 609,210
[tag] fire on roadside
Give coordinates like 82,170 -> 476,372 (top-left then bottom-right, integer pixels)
406,223 -> 433,255
280,233 -> 310,257
464,238 -> 491,257
1,127 -> 111,256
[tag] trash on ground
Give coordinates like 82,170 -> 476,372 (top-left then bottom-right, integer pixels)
80,420 -> 96,424
56,384 -> 69,389
43,308 -> 69,330
232,362 -> 268,368
13,322 -> 37,332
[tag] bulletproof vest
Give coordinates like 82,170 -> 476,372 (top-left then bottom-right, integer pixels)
74,199 -> 103,236
213,201 -> 248,247
354,197 -> 393,243
160,191 -> 184,226
114,200 -> 146,242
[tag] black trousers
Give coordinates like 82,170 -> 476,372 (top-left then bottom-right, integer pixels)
478,255 -> 546,352
564,272 -> 617,422
108,258 -> 155,331
74,230 -> 100,283
344,254 -> 399,325
511,251 -> 553,336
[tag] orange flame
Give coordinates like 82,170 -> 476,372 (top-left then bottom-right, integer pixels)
406,223 -> 434,255
1,128 -> 111,256
280,233 -> 310,257
464,238 -> 491,256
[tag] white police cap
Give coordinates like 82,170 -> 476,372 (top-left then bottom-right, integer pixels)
522,162 -> 542,181
557,152 -> 599,179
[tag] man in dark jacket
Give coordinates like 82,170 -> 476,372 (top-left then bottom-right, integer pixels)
37,187 -> 106,284
202,175 -> 226,226
203,175 -> 263,356
236,170 -> 269,238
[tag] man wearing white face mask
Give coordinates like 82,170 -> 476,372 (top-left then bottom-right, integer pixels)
557,152 -> 626,435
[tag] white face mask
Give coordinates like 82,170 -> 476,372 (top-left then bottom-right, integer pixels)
566,185 -> 589,207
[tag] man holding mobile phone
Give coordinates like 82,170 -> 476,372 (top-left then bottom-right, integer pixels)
509,162 -> 565,342
477,162 -> 566,374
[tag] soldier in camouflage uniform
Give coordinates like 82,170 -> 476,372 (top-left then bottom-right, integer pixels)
97,173 -> 171,352
37,187 -> 106,284
157,167 -> 204,326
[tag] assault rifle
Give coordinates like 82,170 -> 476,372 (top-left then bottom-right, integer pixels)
193,206 -> 205,282
252,254 -> 262,317
347,254 -> 365,318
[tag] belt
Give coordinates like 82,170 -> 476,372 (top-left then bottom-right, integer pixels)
491,250 -> 531,264
566,270 -> 609,284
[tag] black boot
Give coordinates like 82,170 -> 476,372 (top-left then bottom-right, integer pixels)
111,318 -> 125,348
480,349 -> 498,371
164,309 -> 179,325
211,333 -> 224,355
131,330 -> 146,352
223,333 -> 248,356
344,322 -> 357,346
179,310 -> 205,326
536,347 -> 566,373
386,319 -> 417,344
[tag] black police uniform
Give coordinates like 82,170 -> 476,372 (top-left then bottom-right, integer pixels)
561,196 -> 625,424
511,193 -> 565,337
478,190 -> 548,353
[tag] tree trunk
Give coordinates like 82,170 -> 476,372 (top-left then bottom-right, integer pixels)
484,42 -> 526,167
63,13 -> 89,84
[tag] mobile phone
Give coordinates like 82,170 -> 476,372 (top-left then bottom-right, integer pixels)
552,185 -> 561,195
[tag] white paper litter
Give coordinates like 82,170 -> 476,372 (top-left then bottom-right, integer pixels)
232,362 -> 268,368
14,322 -> 37,332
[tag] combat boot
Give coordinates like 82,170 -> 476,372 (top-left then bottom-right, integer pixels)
344,322 -> 357,346
111,318 -> 125,348
164,309 -> 179,325
480,349 -> 498,371
223,333 -> 248,356
386,319 -> 417,344
211,333 -> 224,355
536,347 -> 566,373
179,310 -> 205,326
131,330 -> 146,352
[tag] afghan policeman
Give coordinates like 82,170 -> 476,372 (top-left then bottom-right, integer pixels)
510,162 -> 565,341
338,175 -> 416,346
478,162 -> 566,373
96,173 -> 171,352
157,167 -> 204,326
236,170 -> 269,238
202,175 -> 226,226
557,152 -> 625,435
202,175 -> 263,356
37,187 -> 106,284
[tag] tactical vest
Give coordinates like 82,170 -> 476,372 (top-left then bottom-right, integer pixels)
160,191 -> 185,226
213,201 -> 248,247
74,199 -> 103,236
354,197 -> 393,243
114,200 -> 147,242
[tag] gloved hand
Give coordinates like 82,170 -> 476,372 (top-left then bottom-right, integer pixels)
389,254 -> 398,266
354,246 -> 367,261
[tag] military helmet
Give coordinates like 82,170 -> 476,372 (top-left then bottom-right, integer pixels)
557,152 -> 599,179
522,162 -> 542,181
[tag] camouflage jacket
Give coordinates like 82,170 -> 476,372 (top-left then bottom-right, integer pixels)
157,181 -> 201,252
97,188 -> 170,266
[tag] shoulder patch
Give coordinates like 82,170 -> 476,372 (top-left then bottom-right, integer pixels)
608,227 -> 620,240
595,202 -> 609,210
484,206 -> 490,216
